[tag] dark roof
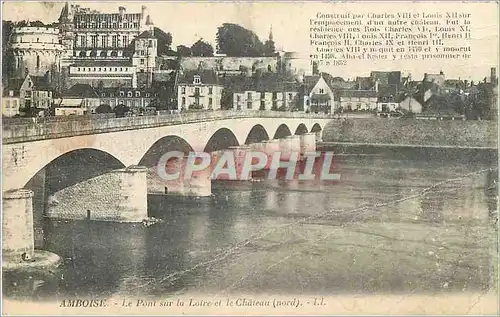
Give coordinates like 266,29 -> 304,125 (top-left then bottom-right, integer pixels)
221,73 -> 299,93
341,89 -> 377,98
377,84 -> 398,98
356,77 -> 374,90
303,75 -> 321,95
31,76 -> 51,90
64,84 -> 99,98
370,71 -> 402,86
137,30 -> 155,39
178,70 -> 219,85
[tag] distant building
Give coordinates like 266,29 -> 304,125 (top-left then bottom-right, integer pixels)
340,89 -> 378,111
2,88 -> 21,117
176,70 -> 223,110
231,74 -> 299,111
97,87 -> 157,109
66,61 -> 137,89
302,74 -> 337,113
56,83 -> 100,114
3,74 -> 53,116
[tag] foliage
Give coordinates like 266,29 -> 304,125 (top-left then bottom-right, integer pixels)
220,89 -> 233,110
114,104 -> 130,117
216,23 -> 266,57
154,27 -> 173,55
177,45 -> 192,57
95,104 -> 113,114
191,39 -> 214,57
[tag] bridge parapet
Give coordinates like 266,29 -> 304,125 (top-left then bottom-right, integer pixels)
3,111 -> 334,144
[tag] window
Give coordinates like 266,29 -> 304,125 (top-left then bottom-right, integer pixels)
181,87 -> 186,94
119,91 -> 124,97
127,91 -> 132,97
140,59 -> 145,65
193,76 -> 201,84
236,95 -> 241,102
36,55 -> 40,68
288,93 -> 293,100
77,68 -> 81,71
260,92 -> 265,99
37,37 -> 39,42
101,36 -> 106,48
247,92 -> 252,99
195,87 -> 200,95
102,93 -> 105,97
148,39 -> 153,47
209,98 -> 213,106
112,35 -> 118,47
145,93 -> 150,97
122,35 -> 128,47
135,91 -> 140,97
247,101 -> 252,109
182,97 -> 186,105
319,88 -> 324,94
91,35 -> 98,47
80,36 -> 86,47
208,87 -> 213,95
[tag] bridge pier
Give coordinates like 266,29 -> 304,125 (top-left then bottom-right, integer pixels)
149,156 -> 212,197
2,189 -> 61,272
46,166 -> 148,222
300,133 -> 317,155
3,189 -> 35,261
230,145 -> 252,180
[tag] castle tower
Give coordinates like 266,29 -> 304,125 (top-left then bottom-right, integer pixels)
9,25 -> 65,79
58,2 -> 75,63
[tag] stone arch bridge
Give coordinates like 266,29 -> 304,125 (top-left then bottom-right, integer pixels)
2,111 -> 333,251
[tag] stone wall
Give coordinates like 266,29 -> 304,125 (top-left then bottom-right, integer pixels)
322,119 -> 498,148
180,56 -> 278,71
46,166 -> 148,222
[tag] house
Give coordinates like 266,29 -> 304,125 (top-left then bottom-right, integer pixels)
97,87 -> 157,110
231,74 -> 299,111
340,89 -> 378,111
132,29 -> 158,74
302,73 -> 338,113
399,96 -> 423,113
3,74 -> 53,116
55,84 -> 100,115
177,70 -> 223,110
2,87 -> 21,117
376,84 -> 400,112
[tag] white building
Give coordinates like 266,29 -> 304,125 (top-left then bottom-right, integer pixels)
177,70 -> 223,110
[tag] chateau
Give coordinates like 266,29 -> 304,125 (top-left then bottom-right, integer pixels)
9,3 -> 157,91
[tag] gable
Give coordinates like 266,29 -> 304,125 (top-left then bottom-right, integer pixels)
310,77 -> 333,96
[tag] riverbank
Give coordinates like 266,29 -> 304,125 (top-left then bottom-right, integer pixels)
322,118 -> 498,149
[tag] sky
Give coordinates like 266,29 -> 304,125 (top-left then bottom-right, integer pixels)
2,1 -> 499,81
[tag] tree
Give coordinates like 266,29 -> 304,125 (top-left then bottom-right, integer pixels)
216,23 -> 266,57
95,104 -> 113,114
114,104 -> 130,117
152,27 -> 174,55
191,39 -> 214,57
177,45 -> 192,57
220,89 -> 233,110
264,39 -> 275,57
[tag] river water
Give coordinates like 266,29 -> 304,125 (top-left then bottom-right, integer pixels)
3,147 -> 498,301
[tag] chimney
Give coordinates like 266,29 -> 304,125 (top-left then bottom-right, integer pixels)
464,80 -> 468,88
141,5 -> 147,18
375,79 -> 379,92
312,61 -> 319,76
439,70 -> 444,75
491,67 -> 496,83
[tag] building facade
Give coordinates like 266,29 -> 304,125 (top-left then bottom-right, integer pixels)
98,87 -> 157,110
177,70 -> 223,110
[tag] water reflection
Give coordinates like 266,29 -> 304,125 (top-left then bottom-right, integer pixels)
5,152 -> 498,300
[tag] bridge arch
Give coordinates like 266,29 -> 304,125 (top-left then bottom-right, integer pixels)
244,124 -> 270,144
294,123 -> 309,135
273,124 -> 292,139
311,123 -> 322,133
203,128 -> 240,152
139,135 -> 194,167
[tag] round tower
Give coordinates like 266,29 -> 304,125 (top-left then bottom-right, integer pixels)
58,2 -> 75,62
9,26 -> 65,78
